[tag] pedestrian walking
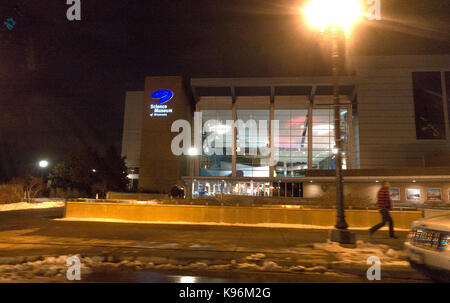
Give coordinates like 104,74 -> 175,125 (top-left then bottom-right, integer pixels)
369,181 -> 397,239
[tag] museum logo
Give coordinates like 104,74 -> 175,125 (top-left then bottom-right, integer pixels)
150,89 -> 174,117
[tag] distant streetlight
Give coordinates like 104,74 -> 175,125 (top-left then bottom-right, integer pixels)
38,160 -> 49,168
187,147 -> 198,198
38,160 -> 49,179
304,0 -> 362,244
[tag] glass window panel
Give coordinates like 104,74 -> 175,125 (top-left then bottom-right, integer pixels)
445,72 -> 450,135
236,109 -> 270,177
274,109 -> 308,176
200,110 -> 232,176
412,72 -> 445,139
312,108 -> 348,170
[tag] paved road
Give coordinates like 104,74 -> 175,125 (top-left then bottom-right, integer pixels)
0,206 -> 430,282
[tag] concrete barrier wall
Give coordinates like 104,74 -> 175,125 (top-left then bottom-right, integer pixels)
106,192 -> 169,200
423,209 -> 450,218
65,202 -> 422,229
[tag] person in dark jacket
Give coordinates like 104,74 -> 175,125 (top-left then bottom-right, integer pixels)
369,181 -> 397,239
170,185 -> 184,199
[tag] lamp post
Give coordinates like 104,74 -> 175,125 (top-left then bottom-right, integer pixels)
187,147 -> 198,198
304,0 -> 362,244
38,160 -> 49,179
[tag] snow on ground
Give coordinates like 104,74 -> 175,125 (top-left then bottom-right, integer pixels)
0,255 -> 91,282
0,239 -> 410,282
313,240 -> 409,266
0,201 -> 65,212
60,217 -> 410,231
0,253 -> 336,282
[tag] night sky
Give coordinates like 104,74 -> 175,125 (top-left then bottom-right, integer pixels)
0,0 -> 449,180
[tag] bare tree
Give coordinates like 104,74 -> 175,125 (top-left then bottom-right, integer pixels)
10,176 -> 45,202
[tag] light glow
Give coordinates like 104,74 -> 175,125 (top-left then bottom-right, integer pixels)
178,276 -> 196,283
187,147 -> 199,156
39,160 -> 49,168
313,124 -> 334,135
303,0 -> 363,32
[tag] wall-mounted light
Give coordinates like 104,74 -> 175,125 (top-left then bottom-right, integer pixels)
332,147 -> 338,154
187,147 -> 198,156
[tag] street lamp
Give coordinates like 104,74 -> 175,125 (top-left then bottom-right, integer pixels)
304,0 -> 362,244
187,147 -> 198,198
39,160 -> 48,168
38,160 -> 49,179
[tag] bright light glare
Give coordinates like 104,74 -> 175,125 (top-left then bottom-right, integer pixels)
39,160 -> 49,168
179,276 -> 196,283
303,0 -> 362,32
313,124 -> 334,135
187,147 -> 198,156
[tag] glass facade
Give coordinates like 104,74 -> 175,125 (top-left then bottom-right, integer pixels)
272,182 -> 303,197
193,180 -> 233,197
274,110 -> 308,176
412,72 -> 446,140
197,103 -> 351,196
445,72 -> 450,135
191,180 -> 273,197
190,179 -> 305,198
312,108 -> 349,169
200,110 -> 233,176
236,110 -> 270,177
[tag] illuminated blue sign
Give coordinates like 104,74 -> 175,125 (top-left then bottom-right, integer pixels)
151,89 -> 174,104
150,89 -> 174,117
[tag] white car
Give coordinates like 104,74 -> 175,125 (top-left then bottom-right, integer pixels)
405,214 -> 450,282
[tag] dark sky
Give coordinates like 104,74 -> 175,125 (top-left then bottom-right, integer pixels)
0,0 -> 449,180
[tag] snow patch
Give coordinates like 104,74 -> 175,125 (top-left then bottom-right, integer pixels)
189,244 -> 212,249
0,201 -> 64,212
313,240 -> 406,265
288,265 -> 306,272
304,265 -> 327,273
261,261 -> 281,271
187,262 -> 208,270
246,253 -> 266,261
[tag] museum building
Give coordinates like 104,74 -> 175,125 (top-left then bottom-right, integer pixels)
121,55 -> 450,206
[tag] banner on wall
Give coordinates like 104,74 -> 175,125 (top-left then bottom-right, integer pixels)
366,0 -> 381,20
